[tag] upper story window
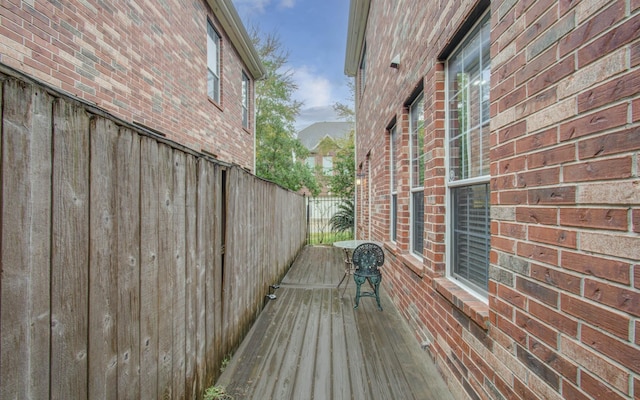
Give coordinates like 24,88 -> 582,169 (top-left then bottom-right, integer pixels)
446,11 -> 491,298
390,124 -> 398,242
359,43 -> 366,98
305,157 -> 315,168
322,156 -> 333,175
207,21 -> 221,103
410,94 -> 425,257
242,72 -> 250,128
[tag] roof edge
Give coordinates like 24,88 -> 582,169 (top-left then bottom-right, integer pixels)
344,0 -> 371,77
207,0 -> 266,80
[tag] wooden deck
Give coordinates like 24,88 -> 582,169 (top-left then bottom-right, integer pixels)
215,245 -> 455,399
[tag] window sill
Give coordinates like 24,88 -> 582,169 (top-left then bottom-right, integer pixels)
433,277 -> 489,330
208,97 -> 223,111
383,242 -> 424,278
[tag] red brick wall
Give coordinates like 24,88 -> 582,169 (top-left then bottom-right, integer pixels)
352,0 -> 640,398
0,0 -> 255,169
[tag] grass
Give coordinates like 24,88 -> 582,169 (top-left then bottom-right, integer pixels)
203,386 -> 232,400
307,230 -> 353,245
203,355 -> 233,400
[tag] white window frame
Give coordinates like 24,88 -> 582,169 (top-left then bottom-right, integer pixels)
322,156 -> 333,175
207,21 -> 221,103
390,124 -> 398,243
241,72 -> 249,128
409,94 -> 425,258
445,11 -> 491,300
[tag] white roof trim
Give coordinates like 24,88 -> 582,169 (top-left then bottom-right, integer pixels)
344,0 -> 370,77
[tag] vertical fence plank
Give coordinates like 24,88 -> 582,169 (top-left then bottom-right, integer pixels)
197,160 -> 213,390
117,129 -> 141,399
1,79 -> 52,400
224,167 -> 239,352
157,144 -> 174,399
140,136 -> 159,399
172,150 -> 187,398
185,155 -> 198,399
208,164 -> 222,388
51,97 -> 90,399
88,117 -> 118,400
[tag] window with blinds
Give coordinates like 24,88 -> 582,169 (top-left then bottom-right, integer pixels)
410,94 -> 425,257
446,11 -> 491,296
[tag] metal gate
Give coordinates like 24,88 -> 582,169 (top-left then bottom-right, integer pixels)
306,196 -> 353,244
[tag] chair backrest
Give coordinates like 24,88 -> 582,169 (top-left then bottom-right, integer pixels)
352,243 -> 384,274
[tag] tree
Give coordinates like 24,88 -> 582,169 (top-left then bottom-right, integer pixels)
329,79 -> 356,200
329,80 -> 356,234
250,28 -> 320,196
328,131 -> 355,200
332,79 -> 355,122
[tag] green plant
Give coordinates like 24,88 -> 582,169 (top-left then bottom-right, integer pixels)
308,230 -> 352,245
203,385 -> 232,400
330,199 -> 354,234
220,355 -> 230,373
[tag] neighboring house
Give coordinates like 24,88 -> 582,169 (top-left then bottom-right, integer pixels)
298,121 -> 353,196
0,0 -> 264,170
346,0 -> 639,399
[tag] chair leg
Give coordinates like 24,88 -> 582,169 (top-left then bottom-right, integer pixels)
341,270 -> 351,297
374,281 -> 382,311
354,281 -> 361,309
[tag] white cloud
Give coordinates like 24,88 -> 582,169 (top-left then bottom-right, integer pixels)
290,65 -> 345,130
279,0 -> 296,8
292,66 -> 332,108
295,106 -> 341,131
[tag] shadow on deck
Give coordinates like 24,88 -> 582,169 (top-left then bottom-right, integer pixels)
215,245 -> 455,399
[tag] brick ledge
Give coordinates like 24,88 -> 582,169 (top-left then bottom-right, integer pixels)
433,278 -> 489,330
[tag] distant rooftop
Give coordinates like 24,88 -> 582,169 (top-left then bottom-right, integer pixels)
297,121 -> 354,151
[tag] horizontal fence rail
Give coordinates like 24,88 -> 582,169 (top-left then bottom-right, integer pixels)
0,66 -> 307,399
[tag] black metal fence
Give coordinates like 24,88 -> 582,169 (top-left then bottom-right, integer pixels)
306,196 -> 353,245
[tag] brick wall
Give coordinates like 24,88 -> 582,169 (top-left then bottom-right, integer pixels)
0,0 -> 256,169
350,0 -> 640,398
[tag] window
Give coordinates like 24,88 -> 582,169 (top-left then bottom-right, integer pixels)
410,94 -> 425,257
242,72 -> 249,128
390,124 -> 398,242
207,21 -> 221,103
305,157 -> 315,168
446,12 -> 491,297
322,156 -> 333,175
359,44 -> 366,97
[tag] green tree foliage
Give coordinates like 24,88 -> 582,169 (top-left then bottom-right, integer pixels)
329,80 -> 356,234
329,79 -> 356,200
328,131 -> 355,200
250,28 -> 320,196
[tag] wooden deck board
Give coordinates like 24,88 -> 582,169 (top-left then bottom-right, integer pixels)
216,245 -> 455,399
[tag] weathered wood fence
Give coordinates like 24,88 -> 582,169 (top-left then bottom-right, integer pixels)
0,67 -> 306,399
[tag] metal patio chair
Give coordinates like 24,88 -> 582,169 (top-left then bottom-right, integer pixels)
352,242 -> 384,311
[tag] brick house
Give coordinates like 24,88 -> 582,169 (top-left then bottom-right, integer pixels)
345,0 -> 639,399
298,121 -> 353,196
0,0 -> 264,170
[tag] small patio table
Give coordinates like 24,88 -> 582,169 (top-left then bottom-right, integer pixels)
333,240 -> 382,296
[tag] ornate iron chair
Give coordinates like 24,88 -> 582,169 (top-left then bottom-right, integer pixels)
352,243 -> 384,310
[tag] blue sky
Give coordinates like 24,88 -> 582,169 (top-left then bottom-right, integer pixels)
232,0 -> 352,131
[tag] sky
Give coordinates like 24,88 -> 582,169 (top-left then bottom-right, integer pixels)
232,0 -> 352,131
